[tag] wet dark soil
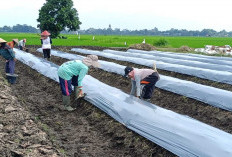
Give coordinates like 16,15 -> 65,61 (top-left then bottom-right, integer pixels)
0,47 -> 177,156
27,46 -> 232,134
2,45 -> 232,156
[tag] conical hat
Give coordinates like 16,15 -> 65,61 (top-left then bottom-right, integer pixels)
12,39 -> 18,43
0,38 -> 7,43
41,30 -> 51,36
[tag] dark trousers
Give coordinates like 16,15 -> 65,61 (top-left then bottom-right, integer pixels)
43,49 -> 51,58
59,75 -> 79,96
140,72 -> 159,99
5,59 -> 15,74
19,46 -> 23,50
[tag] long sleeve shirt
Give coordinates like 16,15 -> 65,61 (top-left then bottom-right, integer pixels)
130,69 -> 155,97
18,40 -> 25,47
7,41 -> 15,49
58,60 -> 88,87
0,45 -> 15,60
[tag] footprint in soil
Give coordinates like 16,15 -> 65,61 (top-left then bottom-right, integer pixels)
61,136 -> 68,142
79,136 -> 88,143
46,105 -> 55,110
110,136 -> 125,147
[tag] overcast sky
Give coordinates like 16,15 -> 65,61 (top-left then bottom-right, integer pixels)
0,0 -> 232,31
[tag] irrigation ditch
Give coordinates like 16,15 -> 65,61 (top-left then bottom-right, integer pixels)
1,45 -> 232,156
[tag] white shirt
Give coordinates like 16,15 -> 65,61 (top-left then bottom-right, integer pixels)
18,40 -> 25,47
42,37 -> 51,49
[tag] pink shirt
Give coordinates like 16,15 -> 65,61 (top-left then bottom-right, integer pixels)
129,69 -> 156,96
129,69 -> 154,80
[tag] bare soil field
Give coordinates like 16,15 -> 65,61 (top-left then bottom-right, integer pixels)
0,46 -> 176,156
0,73 -> 60,157
1,45 -> 232,156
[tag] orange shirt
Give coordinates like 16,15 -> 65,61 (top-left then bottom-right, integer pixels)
7,41 -> 15,49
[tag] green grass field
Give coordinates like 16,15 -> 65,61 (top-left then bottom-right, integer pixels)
1,33 -> 232,48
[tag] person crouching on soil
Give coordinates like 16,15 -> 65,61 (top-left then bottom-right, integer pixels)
58,55 -> 100,111
41,30 -> 52,61
0,38 -> 18,84
124,62 -> 160,102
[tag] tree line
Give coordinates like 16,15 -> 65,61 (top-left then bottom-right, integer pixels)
1,24 -> 232,37
78,27 -> 232,37
0,24 -> 39,33
37,0 -> 232,38
2,0 -> 231,38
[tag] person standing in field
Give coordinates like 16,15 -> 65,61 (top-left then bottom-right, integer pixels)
41,30 -> 52,61
57,55 -> 100,111
18,38 -> 26,50
0,38 -> 18,84
124,62 -> 160,102
7,39 -> 18,49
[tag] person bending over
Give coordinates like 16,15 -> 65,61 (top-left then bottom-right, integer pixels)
124,63 -> 160,102
57,55 -> 100,111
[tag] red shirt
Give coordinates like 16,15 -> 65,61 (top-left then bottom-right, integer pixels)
7,41 -> 15,49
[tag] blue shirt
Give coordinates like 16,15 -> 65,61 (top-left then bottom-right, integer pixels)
0,46 -> 15,60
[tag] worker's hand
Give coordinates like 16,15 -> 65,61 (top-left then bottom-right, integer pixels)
14,58 -> 17,62
77,89 -> 84,98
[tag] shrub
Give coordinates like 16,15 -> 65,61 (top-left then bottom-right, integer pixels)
61,36 -> 67,39
153,38 -> 168,47
57,35 -> 68,39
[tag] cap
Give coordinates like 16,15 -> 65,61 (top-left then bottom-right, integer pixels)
124,66 -> 133,77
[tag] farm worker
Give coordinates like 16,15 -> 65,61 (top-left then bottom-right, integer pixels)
58,55 -> 100,111
41,30 -> 52,61
7,39 -> 18,49
0,38 -> 7,55
0,38 -> 18,84
18,38 -> 26,50
124,62 -> 160,102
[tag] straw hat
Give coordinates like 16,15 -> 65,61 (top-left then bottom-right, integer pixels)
82,55 -> 100,68
0,38 -> 7,43
41,30 -> 51,36
12,39 -> 19,44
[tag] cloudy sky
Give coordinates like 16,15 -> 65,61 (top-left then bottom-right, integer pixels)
0,0 -> 232,31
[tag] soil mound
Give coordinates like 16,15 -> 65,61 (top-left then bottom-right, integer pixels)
0,73 -> 60,157
178,46 -> 193,52
129,43 -> 156,51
